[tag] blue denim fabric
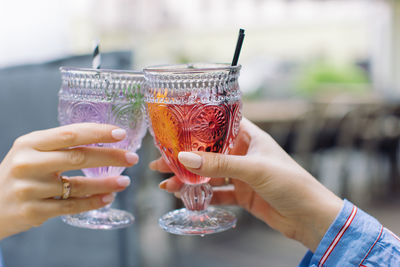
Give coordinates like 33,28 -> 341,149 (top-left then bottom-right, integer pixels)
299,200 -> 400,267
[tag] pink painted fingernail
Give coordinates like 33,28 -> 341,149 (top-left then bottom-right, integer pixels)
117,176 -> 131,187
102,194 -> 114,203
111,129 -> 126,140
178,152 -> 202,169
125,152 -> 139,165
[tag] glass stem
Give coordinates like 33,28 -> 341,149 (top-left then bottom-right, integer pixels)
180,183 -> 213,211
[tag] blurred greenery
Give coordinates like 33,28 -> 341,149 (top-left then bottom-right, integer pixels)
243,60 -> 371,101
295,61 -> 369,97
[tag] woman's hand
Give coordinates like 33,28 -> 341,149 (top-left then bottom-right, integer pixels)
150,118 -> 343,252
0,123 -> 138,239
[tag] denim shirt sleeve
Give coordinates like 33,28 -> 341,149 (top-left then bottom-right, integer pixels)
298,199 -> 400,267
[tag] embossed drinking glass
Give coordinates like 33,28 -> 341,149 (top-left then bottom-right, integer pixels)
58,67 -> 147,229
144,63 -> 242,235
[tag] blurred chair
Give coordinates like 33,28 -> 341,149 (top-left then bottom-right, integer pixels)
358,104 -> 400,198
306,101 -> 400,204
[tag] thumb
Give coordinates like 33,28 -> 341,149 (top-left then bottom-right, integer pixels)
178,151 -> 263,184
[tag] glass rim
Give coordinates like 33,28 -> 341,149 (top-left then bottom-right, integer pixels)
143,63 -> 241,73
60,66 -> 143,76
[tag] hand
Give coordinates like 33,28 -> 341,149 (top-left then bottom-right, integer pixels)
150,118 -> 343,251
0,123 -> 139,239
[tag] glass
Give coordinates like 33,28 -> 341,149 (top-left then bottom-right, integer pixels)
58,67 -> 147,229
144,63 -> 242,235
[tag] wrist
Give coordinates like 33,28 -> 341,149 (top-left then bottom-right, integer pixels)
295,185 -> 344,252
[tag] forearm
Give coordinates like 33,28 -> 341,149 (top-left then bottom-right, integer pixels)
297,187 -> 343,252
263,169 -> 344,252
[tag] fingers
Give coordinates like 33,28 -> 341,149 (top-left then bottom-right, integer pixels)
12,175 -> 131,201
16,123 -> 126,151
36,175 -> 131,199
209,177 -> 230,187
162,182 -> 275,226
158,176 -> 183,193
35,147 -> 138,174
149,118 -> 274,188
39,194 -> 115,218
149,158 -> 173,173
177,151 -> 264,184
67,176 -> 131,197
165,185 -> 238,206
158,176 -> 229,193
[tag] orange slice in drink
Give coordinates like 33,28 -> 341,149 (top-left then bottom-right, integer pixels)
147,103 -> 182,155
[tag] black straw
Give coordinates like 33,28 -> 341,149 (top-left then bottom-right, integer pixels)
231,29 -> 245,66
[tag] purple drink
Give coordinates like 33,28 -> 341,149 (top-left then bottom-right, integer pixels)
58,67 -> 146,229
58,99 -> 146,178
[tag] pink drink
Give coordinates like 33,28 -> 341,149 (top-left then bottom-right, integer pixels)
145,63 -> 241,235
147,101 -> 242,184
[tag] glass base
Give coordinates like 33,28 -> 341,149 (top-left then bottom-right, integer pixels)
62,208 -> 134,230
159,207 -> 236,236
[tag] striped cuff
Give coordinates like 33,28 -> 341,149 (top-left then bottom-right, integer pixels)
300,199 -> 382,267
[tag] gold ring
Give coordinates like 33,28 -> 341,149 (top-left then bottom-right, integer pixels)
224,177 -> 230,185
61,176 -> 71,200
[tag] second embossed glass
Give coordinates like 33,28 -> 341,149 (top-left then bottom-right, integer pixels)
144,63 -> 242,235
58,67 -> 147,229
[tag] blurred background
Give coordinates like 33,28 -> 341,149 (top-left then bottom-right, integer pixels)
2,0 -> 400,266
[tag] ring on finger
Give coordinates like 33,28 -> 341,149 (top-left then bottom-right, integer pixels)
60,176 -> 71,200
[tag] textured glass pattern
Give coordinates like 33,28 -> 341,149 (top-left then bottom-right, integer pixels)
144,63 -> 242,235
145,64 -> 242,185
57,67 -> 146,229
145,63 -> 241,105
58,67 -> 147,178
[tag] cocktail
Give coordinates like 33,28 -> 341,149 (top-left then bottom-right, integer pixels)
144,63 -> 242,235
58,67 -> 147,229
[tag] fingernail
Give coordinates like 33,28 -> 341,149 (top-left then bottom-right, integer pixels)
117,176 -> 131,187
102,194 -> 114,203
111,128 -> 126,140
159,180 -> 167,190
125,152 -> 139,165
178,152 -> 202,169
174,192 -> 181,199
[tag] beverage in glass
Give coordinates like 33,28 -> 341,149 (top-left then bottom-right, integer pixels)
58,67 -> 147,229
144,63 -> 242,235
